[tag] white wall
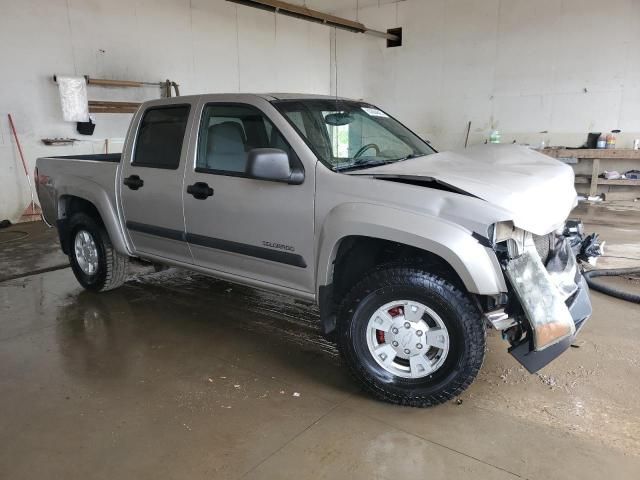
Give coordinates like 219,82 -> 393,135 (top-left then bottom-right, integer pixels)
0,0 -> 330,223
332,0 -> 640,159
3,0 -> 639,222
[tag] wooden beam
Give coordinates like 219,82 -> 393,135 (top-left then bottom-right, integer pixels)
87,78 -> 145,88
89,107 -> 138,114
88,100 -> 140,114
589,158 -> 600,196
603,191 -> 640,201
227,0 -> 366,32
542,148 -> 640,160
89,100 -> 141,108
598,178 -> 640,186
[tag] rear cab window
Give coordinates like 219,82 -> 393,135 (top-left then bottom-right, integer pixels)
133,105 -> 191,169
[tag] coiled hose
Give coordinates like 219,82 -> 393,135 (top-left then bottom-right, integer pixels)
583,267 -> 640,304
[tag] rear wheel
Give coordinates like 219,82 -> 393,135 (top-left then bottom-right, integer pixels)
337,265 -> 485,407
68,213 -> 128,292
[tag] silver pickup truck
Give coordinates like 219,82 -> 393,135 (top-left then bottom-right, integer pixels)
36,93 -> 597,407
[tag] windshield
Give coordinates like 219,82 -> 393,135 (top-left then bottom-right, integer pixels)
273,99 -> 435,170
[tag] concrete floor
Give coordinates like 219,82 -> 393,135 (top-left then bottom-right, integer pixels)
1,203 -> 639,479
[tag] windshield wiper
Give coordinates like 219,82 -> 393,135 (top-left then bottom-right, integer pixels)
336,159 -> 391,172
393,153 -> 423,162
352,156 -> 385,166
336,153 -> 424,172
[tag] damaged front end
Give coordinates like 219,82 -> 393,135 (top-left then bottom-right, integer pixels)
487,221 -> 601,373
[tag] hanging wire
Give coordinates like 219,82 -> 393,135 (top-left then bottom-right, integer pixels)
235,5 -> 241,92
333,27 -> 338,99
333,26 -> 341,169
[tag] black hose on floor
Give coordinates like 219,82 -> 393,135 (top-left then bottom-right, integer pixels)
583,267 -> 640,304
0,230 -> 30,244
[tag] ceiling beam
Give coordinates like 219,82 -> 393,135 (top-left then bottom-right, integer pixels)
226,0 -> 399,41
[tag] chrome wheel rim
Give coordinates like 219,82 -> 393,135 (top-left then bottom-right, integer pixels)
74,230 -> 99,275
366,300 -> 450,379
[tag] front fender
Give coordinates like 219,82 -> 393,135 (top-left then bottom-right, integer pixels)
316,203 -> 506,295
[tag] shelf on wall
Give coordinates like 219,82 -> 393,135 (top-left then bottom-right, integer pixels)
88,100 -> 141,114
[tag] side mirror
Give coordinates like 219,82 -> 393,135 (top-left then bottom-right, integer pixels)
245,148 -> 304,185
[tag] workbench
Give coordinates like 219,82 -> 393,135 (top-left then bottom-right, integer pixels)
541,148 -> 640,197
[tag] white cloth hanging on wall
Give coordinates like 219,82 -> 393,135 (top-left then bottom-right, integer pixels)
57,75 -> 89,122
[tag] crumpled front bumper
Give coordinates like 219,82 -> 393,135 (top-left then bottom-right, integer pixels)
503,230 -> 592,373
508,275 -> 591,373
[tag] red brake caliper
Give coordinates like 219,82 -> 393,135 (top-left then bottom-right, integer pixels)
377,306 -> 404,344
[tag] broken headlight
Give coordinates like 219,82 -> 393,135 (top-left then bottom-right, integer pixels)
489,222 -> 533,259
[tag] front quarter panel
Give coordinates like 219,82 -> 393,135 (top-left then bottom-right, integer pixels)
316,202 -> 507,295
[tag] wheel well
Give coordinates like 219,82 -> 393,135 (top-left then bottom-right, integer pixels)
333,236 -> 465,300
59,195 -> 102,223
57,196 -> 104,254
319,236 -> 468,337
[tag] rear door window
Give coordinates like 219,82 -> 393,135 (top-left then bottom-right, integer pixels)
133,105 -> 190,169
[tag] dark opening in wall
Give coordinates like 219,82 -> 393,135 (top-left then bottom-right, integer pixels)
387,27 -> 402,47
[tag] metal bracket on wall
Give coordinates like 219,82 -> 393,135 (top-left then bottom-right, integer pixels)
163,79 -> 180,98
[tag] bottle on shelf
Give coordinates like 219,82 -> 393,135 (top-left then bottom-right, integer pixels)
605,129 -> 620,149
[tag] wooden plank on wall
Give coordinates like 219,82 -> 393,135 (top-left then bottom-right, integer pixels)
88,100 -> 141,114
598,178 -> 640,186
603,191 -> 640,201
589,158 -> 600,196
543,148 -> 640,160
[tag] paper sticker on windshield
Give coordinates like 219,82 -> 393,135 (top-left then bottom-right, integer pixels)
361,107 -> 388,118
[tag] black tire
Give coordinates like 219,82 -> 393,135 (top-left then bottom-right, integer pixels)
337,265 -> 485,407
67,213 -> 128,292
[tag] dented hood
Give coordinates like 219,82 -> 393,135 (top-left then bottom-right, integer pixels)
350,144 -> 577,236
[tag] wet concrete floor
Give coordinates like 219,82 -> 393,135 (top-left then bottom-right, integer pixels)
0,204 -> 639,479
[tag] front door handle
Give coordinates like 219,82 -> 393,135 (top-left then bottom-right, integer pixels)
123,175 -> 144,190
187,182 -> 214,200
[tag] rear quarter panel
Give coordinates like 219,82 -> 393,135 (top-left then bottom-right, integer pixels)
36,157 -> 129,254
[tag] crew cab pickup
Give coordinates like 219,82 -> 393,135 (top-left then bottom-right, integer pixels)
36,93 -> 597,407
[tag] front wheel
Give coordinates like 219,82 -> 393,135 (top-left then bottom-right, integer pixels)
68,213 -> 128,292
337,266 -> 485,407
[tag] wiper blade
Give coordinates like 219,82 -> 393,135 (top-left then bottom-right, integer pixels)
336,153 -> 424,172
336,160 -> 390,172
394,153 -> 423,162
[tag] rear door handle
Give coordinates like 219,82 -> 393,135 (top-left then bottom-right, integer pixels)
123,175 -> 144,190
187,182 -> 214,200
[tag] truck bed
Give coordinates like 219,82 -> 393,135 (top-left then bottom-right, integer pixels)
36,154 -> 121,226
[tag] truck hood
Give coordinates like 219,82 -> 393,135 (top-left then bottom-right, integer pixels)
348,144 -> 577,236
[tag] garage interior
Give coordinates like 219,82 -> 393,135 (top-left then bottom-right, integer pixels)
1,0 -> 639,479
